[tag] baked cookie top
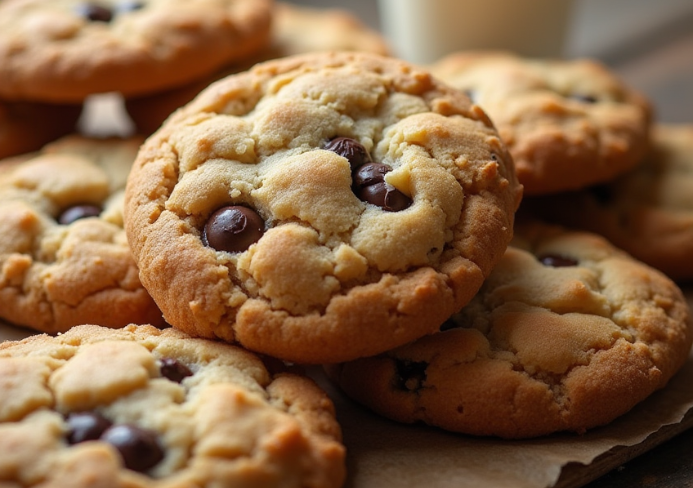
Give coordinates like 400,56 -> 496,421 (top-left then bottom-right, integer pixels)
0,135 -> 164,333
0,99 -> 83,159
125,1 -> 391,135
124,51 -> 522,364
524,124 -> 693,282
326,221 -> 693,439
0,323 -> 345,487
429,51 -> 652,195
0,0 -> 273,102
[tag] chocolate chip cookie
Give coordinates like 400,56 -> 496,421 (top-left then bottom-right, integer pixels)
523,124 -> 693,282
0,134 -> 164,333
1,99 -> 83,159
125,1 -> 391,135
429,51 -> 652,195
326,221 -> 693,438
0,323 -> 346,487
124,52 -> 523,364
0,0 -> 273,102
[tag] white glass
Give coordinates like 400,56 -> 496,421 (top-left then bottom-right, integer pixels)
378,0 -> 575,64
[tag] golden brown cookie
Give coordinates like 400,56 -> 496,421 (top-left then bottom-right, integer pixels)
124,52 -> 522,364
429,51 -> 653,195
0,324 -> 345,487
326,221 -> 693,439
523,124 -> 693,282
0,0 -> 273,102
0,135 -> 164,333
125,1 -> 391,135
0,99 -> 82,159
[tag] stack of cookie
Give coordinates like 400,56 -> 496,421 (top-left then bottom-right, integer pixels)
0,3 -> 692,487
121,47 -> 691,444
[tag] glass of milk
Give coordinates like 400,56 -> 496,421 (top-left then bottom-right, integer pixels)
378,0 -> 575,64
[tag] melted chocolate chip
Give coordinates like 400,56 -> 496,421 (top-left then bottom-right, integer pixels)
159,357 -> 193,383
570,94 -> 598,104
353,162 -> 390,188
58,204 -> 102,225
324,137 -> 371,170
100,424 -> 164,472
66,411 -> 112,444
202,205 -> 264,253
358,182 -> 411,212
352,162 -> 412,211
538,253 -> 578,267
395,360 -> 428,392
76,3 -> 113,22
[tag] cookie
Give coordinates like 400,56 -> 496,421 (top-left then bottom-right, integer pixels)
326,221 -> 693,439
268,2 -> 390,58
1,99 -> 82,159
124,51 -> 523,364
429,51 -> 653,195
0,0 -> 273,102
0,134 -> 164,333
0,323 -> 346,487
125,1 -> 391,135
523,124 -> 693,282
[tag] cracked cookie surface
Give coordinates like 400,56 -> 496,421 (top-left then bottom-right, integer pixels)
429,51 -> 652,195
325,221 -> 693,438
524,124 -> 693,281
0,135 -> 164,333
0,0 -> 272,102
0,323 -> 345,487
124,51 -> 522,364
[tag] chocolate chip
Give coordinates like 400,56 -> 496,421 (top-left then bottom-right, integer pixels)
100,424 -> 164,472
358,182 -> 412,212
324,137 -> 371,170
58,204 -> 102,225
394,360 -> 428,392
570,94 -> 598,104
76,3 -> 113,22
159,357 -> 193,383
65,411 -> 112,444
353,162 -> 390,188
202,205 -> 265,253
538,253 -> 578,267
352,162 -> 412,211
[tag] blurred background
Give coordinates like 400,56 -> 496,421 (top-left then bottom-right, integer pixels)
290,0 -> 693,123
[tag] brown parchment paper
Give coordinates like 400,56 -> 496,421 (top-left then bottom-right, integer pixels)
1,309 -> 692,488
